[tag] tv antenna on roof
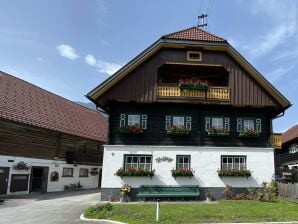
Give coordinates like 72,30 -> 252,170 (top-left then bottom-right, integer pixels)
198,14 -> 208,28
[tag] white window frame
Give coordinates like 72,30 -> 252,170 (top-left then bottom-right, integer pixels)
221,156 -> 247,170
177,155 -> 190,169
124,155 -> 152,170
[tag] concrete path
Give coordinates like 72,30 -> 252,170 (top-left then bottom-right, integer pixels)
0,189 -> 100,224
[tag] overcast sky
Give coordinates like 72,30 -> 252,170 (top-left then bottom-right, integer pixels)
0,0 -> 297,132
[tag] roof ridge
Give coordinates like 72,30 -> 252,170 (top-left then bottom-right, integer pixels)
0,71 -> 100,115
162,26 -> 197,38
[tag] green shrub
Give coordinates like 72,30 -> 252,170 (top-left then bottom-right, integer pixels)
84,203 -> 113,219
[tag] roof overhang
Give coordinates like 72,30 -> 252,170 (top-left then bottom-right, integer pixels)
87,38 -> 291,110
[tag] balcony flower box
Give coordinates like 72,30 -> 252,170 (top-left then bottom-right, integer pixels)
217,168 -> 251,178
207,128 -> 229,136
171,168 -> 194,179
239,129 -> 259,137
115,167 -> 155,178
13,161 -> 30,171
167,126 -> 190,136
178,79 -> 208,90
119,125 -> 143,135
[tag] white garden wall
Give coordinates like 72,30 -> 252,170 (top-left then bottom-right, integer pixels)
101,145 -> 274,188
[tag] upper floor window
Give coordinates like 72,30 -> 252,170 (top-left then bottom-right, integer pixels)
177,155 -> 190,169
237,118 -> 261,132
205,117 -> 230,131
124,155 -> 152,170
221,156 -> 246,170
187,51 -> 202,61
119,114 -> 147,129
165,115 -> 192,130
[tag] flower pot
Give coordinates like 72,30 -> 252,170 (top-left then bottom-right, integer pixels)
109,196 -> 114,202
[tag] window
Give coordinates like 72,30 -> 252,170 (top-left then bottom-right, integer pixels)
221,156 -> 246,170
187,51 -> 202,61
124,155 -> 152,170
177,155 -> 190,169
127,115 -> 140,126
120,114 -> 147,129
165,115 -> 191,130
237,118 -> 261,132
205,117 -> 230,131
79,168 -> 88,177
62,168 -> 73,177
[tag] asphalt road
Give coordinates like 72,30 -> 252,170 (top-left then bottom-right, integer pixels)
0,189 -> 101,224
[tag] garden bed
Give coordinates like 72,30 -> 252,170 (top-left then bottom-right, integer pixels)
84,200 -> 298,224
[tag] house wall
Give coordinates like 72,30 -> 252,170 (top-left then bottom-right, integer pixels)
101,145 -> 274,201
109,102 -> 272,147
0,155 -> 100,195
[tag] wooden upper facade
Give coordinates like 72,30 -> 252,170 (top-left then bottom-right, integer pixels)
88,27 -> 290,115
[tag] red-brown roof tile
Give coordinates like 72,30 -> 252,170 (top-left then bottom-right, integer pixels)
0,71 -> 107,142
162,26 -> 226,42
282,124 -> 298,144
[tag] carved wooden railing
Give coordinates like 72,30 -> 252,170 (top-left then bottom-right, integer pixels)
156,84 -> 230,101
271,134 -> 282,149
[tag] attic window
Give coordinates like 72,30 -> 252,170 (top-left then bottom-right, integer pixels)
187,51 -> 202,61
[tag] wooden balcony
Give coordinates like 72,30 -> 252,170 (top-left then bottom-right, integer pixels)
156,84 -> 230,101
271,134 -> 282,149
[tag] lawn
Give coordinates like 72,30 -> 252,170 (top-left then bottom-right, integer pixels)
84,200 -> 298,224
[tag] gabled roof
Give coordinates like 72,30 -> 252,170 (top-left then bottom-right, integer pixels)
87,26 -> 291,110
162,26 -> 226,42
282,125 -> 298,144
0,72 -> 107,142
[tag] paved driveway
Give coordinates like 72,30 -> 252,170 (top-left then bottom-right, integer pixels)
0,189 -> 100,224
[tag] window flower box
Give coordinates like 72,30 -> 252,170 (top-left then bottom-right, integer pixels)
239,129 -> 259,137
178,79 -> 208,90
217,168 -> 251,178
207,128 -> 229,136
167,125 -> 190,136
115,167 -> 155,178
119,125 -> 143,135
171,168 -> 194,178
13,161 -> 30,171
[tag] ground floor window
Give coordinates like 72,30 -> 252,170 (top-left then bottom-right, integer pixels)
221,156 -> 246,170
79,168 -> 89,177
62,167 -> 74,177
124,155 -> 152,170
176,155 -> 190,169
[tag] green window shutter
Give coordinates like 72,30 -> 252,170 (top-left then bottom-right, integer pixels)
256,119 -> 262,133
224,118 -> 230,131
205,117 -> 210,131
186,116 -> 192,131
141,114 -> 148,130
120,114 -> 126,128
165,115 -> 172,130
237,118 -> 242,132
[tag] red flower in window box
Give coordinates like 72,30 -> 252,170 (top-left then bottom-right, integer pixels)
119,125 -> 143,134
207,128 -> 229,136
217,168 -> 251,177
171,168 -> 194,177
178,79 -> 208,90
115,167 -> 155,177
167,125 -> 190,136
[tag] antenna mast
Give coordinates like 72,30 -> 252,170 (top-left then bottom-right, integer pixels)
198,14 -> 208,28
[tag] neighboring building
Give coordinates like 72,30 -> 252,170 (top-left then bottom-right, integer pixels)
275,125 -> 298,182
0,72 -> 107,195
87,27 -> 290,201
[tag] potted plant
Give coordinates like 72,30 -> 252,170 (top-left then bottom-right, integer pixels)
171,168 -> 194,178
167,125 -> 190,136
109,191 -> 114,202
207,128 -> 229,136
13,161 -> 30,170
239,129 -> 259,137
217,168 -> 251,178
120,184 -> 131,202
115,167 -> 155,178
205,190 -> 213,202
178,79 -> 209,90
119,125 -> 143,134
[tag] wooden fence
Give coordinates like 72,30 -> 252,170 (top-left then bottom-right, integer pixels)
277,182 -> 298,201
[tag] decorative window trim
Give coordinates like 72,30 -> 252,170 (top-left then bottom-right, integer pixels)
187,51 -> 202,61
123,154 -> 153,171
79,168 -> 89,177
237,118 -> 262,133
62,167 -> 74,177
165,115 -> 192,131
119,113 -> 148,130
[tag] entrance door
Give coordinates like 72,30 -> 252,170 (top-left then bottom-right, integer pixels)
98,168 -> 102,188
30,167 -> 49,193
0,167 -> 9,195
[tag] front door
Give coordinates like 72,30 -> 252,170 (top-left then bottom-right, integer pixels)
30,167 -> 49,193
0,167 -> 9,195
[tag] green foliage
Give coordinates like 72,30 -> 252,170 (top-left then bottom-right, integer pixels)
115,167 -> 155,177
84,203 -> 113,219
167,126 -> 189,136
171,168 -> 194,177
217,169 -> 251,177
239,129 -> 259,137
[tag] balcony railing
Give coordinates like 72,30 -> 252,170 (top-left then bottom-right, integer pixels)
156,84 -> 230,101
271,134 -> 282,149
